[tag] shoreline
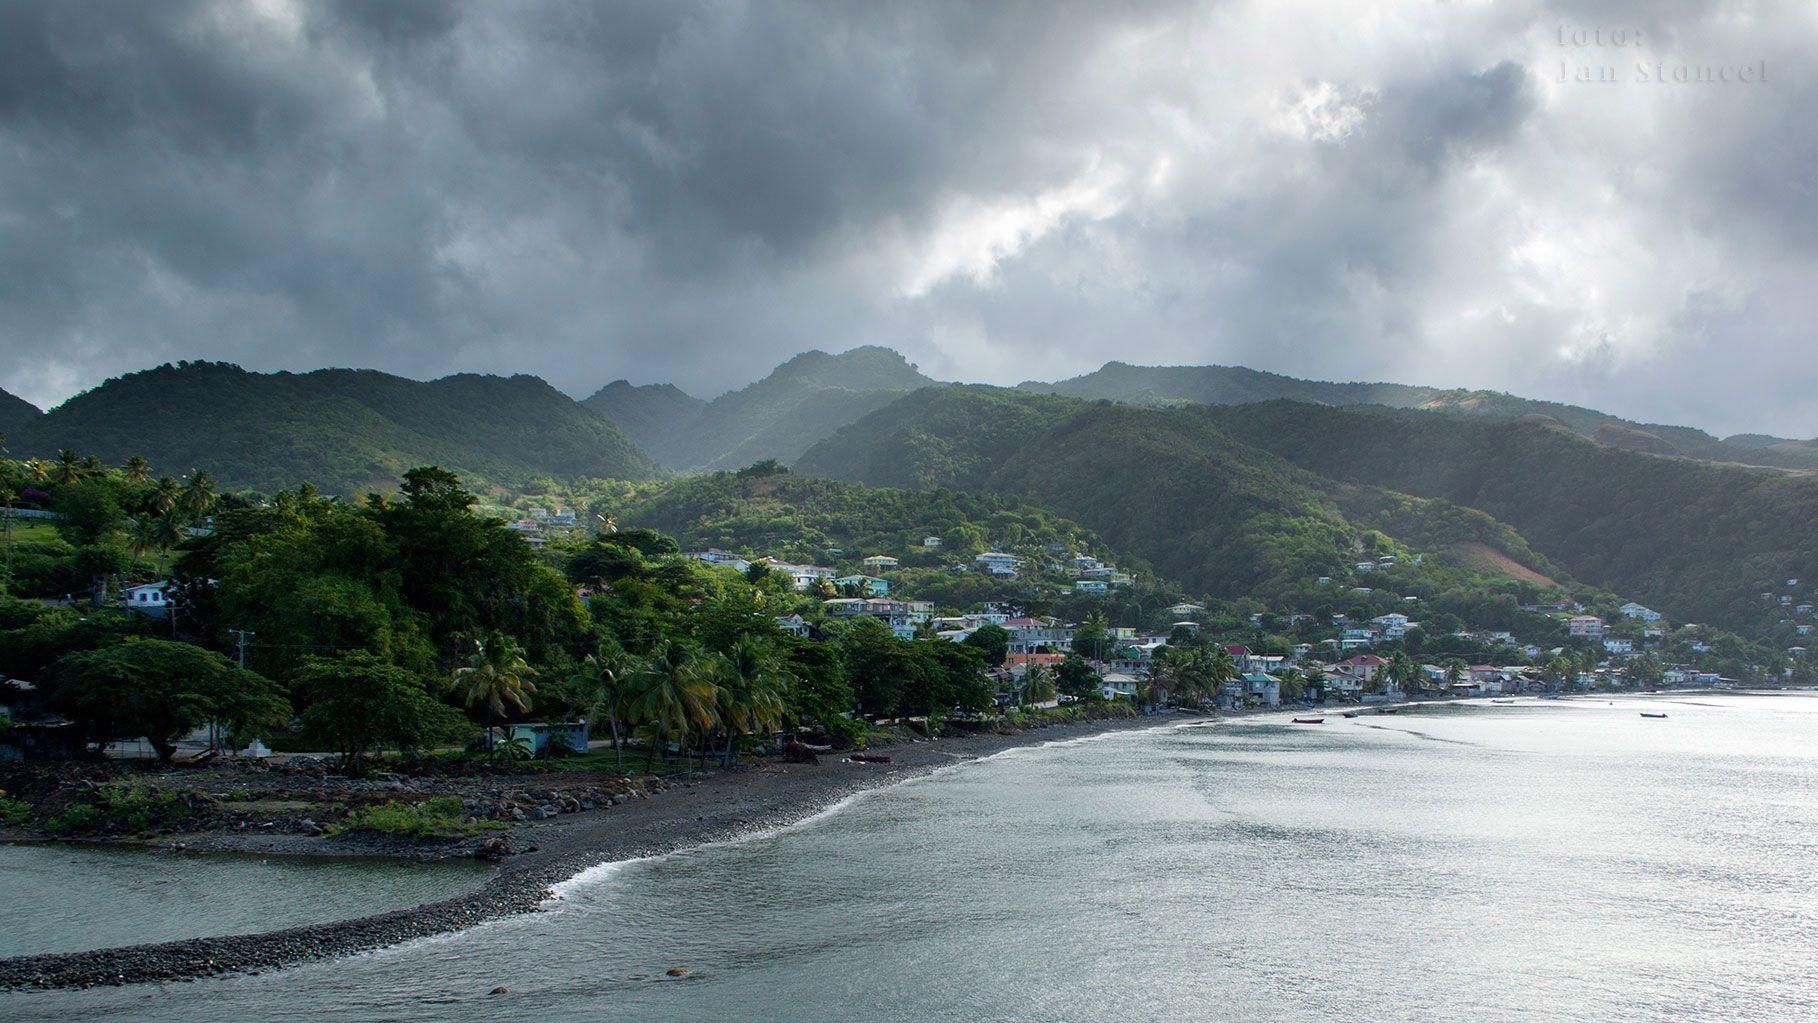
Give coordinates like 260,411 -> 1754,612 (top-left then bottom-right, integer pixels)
0,713 -> 1170,992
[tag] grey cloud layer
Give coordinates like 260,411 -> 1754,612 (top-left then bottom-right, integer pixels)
0,0 -> 1812,437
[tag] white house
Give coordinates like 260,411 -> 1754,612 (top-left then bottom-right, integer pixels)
861,555 -> 900,572
1075,580 -> 1109,595
759,559 -> 834,590
123,581 -> 174,619
974,552 -> 1021,576
922,536 -> 943,548
1098,672 -> 1140,701
1165,602 -> 1206,618
1568,615 -> 1606,638
1603,637 -> 1636,655
775,614 -> 811,637
1619,602 -> 1662,622
684,549 -> 753,572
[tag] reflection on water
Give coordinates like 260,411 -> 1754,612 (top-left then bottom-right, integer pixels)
0,844 -> 491,958
7,694 -> 1818,1022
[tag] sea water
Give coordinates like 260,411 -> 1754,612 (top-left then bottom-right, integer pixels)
5,693 -> 1816,1022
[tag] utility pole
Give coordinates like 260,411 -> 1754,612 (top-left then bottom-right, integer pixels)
229,628 -> 255,669
219,629 -> 256,754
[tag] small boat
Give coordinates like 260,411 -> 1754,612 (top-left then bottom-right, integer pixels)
1491,699 -> 1515,704
849,753 -> 893,763
1639,712 -> 1668,719
1291,717 -> 1326,725
1375,707 -> 1398,715
1342,710 -> 1360,718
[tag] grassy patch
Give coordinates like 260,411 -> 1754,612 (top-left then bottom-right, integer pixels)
0,796 -> 30,827
330,796 -> 504,840
44,804 -> 101,835
41,785 -> 199,835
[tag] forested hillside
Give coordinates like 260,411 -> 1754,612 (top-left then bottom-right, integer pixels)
0,387 -> 40,433
9,362 -> 660,493
800,385 -> 1818,635
1021,361 -> 1818,470
583,346 -> 939,470
1199,402 -> 1818,632
794,387 -> 1574,612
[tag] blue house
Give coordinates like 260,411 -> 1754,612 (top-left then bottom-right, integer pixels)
508,721 -> 590,755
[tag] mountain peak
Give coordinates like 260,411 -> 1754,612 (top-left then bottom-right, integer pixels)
758,345 -> 928,392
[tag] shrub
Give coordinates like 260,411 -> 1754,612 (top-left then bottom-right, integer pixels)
0,796 -> 30,827
93,784 -> 196,833
331,797 -> 502,840
45,804 -> 101,835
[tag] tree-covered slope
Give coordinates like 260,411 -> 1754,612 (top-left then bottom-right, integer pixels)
0,386 -> 41,433
583,346 -> 940,471
795,387 -> 1569,605
616,467 -> 1110,565
1020,361 -> 1817,470
12,362 -> 660,493
1198,401 -> 1818,632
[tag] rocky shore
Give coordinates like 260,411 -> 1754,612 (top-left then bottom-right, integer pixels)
0,714 -> 1170,991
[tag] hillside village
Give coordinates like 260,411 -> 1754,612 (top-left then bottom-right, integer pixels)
658,529 -> 1782,713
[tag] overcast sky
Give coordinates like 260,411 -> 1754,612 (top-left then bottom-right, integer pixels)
1,1 -> 1813,437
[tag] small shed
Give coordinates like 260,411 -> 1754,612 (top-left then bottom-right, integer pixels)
508,721 -> 590,755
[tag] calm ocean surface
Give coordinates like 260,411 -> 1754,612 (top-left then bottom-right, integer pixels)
6,693 -> 1817,1022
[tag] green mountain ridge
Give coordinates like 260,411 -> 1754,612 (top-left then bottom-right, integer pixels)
797,386 -> 1818,637
583,346 -> 939,471
794,387 -> 1580,616
9,361 -> 660,493
1018,361 -> 1818,470
0,387 -> 41,434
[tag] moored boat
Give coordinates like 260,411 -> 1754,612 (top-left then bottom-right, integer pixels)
1291,717 -> 1325,725
1342,710 -> 1360,718
1376,707 -> 1398,715
1640,712 -> 1668,719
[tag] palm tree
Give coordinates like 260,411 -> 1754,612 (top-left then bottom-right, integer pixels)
1443,658 -> 1468,692
51,449 -> 82,485
453,633 -> 539,758
710,636 -> 790,765
22,458 -> 49,483
626,642 -> 720,774
1021,664 -> 1057,706
574,644 -> 631,767
125,516 -> 165,575
147,476 -> 182,517
1206,646 -> 1238,704
121,455 -> 152,484
178,470 -> 217,522
1384,651 -> 1414,694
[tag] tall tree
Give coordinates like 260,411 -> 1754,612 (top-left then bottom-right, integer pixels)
626,641 -> 720,772
44,639 -> 288,760
709,635 -> 790,763
573,643 -> 631,767
294,652 -> 461,775
453,633 -> 538,757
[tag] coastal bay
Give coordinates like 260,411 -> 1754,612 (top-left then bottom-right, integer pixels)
7,694 -> 1817,1022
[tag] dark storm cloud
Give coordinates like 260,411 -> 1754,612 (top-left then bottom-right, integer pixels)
0,1 -> 1814,437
